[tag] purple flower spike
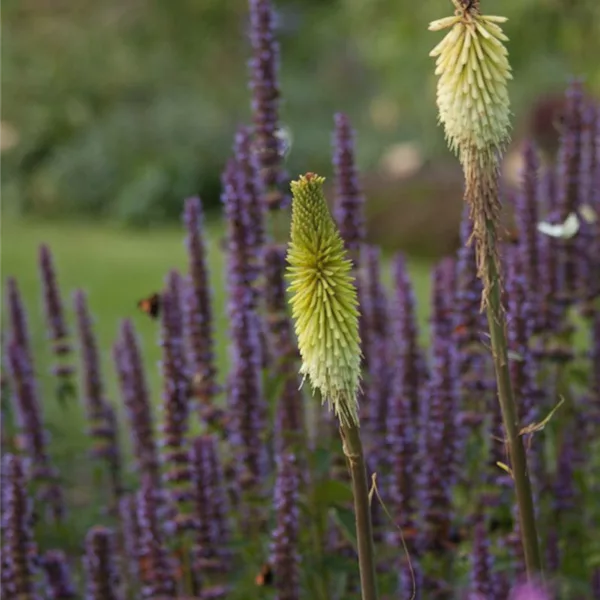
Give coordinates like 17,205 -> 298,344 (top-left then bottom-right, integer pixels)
183,197 -> 220,421
114,320 -> 161,491
5,277 -> 34,366
1,454 -> 39,600
222,160 -> 268,496
269,453 -> 300,600
387,253 -> 423,536
578,104 -> 599,315
515,141 -> 542,326
6,340 -> 64,521
43,550 -> 77,600
264,244 -> 305,451
190,435 -> 231,578
136,476 -> 177,599
235,126 -> 266,266
118,494 -> 140,590
418,258 -> 458,553
84,526 -> 123,600
39,245 -> 75,390
160,271 -> 195,534
248,0 -> 286,209
469,515 -> 493,600
332,113 -> 366,267
555,81 -> 585,303
360,245 -> 390,459
74,290 -> 123,501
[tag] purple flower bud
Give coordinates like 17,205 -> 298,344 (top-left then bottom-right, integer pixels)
332,113 -> 366,267
6,340 -> 64,521
84,526 -> 123,600
190,435 -> 231,577
269,453 -> 300,600
248,0 -> 287,209
74,290 -> 123,500
469,515 -> 493,599
136,477 -> 177,599
114,320 -> 161,491
183,197 -> 219,421
1,454 -> 39,600
42,550 -> 77,600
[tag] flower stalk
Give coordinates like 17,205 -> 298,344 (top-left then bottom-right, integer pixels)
429,0 -> 542,577
286,173 -> 378,600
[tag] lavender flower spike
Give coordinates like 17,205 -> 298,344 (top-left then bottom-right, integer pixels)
249,0 -> 286,209
6,340 -> 65,521
39,244 -> 75,395
269,453 -> 300,600
1,454 -> 39,600
332,112 -> 366,268
190,435 -> 231,577
387,253 -> 422,535
160,270 -> 194,533
5,277 -> 34,365
84,526 -> 123,600
222,160 -> 267,495
136,476 -> 177,599
183,197 -> 219,416
114,320 -> 161,490
74,290 -> 123,501
43,550 -> 77,600
468,514 -> 493,600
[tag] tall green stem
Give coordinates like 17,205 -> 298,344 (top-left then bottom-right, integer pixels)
341,423 -> 379,600
484,220 -> 543,576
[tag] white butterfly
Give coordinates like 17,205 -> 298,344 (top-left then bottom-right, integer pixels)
537,212 -> 580,239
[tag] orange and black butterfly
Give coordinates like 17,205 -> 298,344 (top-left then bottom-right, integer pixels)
255,563 -> 274,587
137,293 -> 161,320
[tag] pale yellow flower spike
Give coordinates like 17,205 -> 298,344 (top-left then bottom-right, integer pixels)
286,173 -> 361,427
429,2 -> 512,159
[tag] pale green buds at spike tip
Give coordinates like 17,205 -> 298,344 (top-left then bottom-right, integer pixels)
429,4 -> 512,156
286,173 -> 361,427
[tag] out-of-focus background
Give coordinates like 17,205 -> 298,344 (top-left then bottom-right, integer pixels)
2,0 -> 599,352
3,0 -> 600,230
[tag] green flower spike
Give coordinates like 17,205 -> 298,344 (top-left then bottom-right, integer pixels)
286,173 -> 361,427
429,1 -> 512,158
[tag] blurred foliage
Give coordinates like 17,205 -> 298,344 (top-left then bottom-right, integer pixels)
2,0 -> 600,224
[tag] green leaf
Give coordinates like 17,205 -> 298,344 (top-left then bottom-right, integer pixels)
330,506 -> 357,553
314,479 -> 353,507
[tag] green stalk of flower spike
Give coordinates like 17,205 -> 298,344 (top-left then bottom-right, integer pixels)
287,173 -> 378,600
429,0 -> 543,577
